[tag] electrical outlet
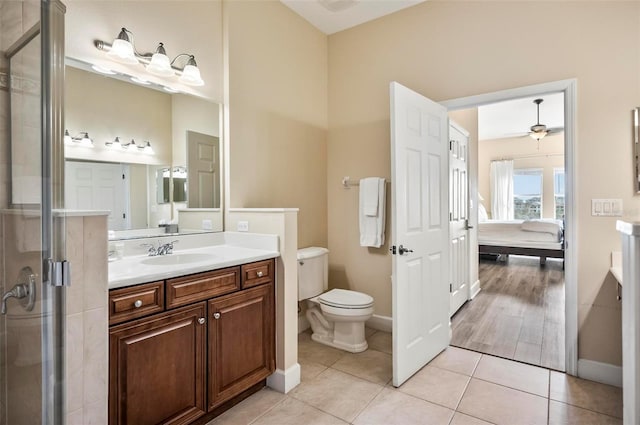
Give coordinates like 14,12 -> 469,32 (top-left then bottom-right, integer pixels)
237,221 -> 249,232
202,219 -> 212,230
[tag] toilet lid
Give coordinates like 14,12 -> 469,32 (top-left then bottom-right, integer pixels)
318,289 -> 374,308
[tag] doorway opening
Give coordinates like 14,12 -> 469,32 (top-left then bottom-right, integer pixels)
442,80 -> 576,375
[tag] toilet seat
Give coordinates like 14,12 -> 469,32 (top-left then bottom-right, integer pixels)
318,289 -> 373,309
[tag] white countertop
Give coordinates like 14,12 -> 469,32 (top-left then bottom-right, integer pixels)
108,232 -> 279,289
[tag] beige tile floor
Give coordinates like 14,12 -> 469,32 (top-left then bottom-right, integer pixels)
208,329 -> 622,425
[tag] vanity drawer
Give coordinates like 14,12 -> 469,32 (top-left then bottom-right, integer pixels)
109,281 -> 165,325
167,267 -> 240,309
241,259 -> 274,289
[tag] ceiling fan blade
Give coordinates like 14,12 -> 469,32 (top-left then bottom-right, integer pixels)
547,126 -> 564,134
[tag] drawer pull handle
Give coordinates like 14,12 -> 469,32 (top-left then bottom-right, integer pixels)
257,271 -> 264,278
198,317 -> 206,325
134,300 -> 143,308
213,312 -> 221,320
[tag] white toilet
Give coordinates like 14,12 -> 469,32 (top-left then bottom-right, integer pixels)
298,247 -> 374,353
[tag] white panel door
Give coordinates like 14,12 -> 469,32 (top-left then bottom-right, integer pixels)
449,122 -> 470,316
65,161 -> 129,230
391,82 -> 450,387
187,130 -> 220,208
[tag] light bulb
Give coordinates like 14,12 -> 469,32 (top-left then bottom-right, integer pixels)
178,56 -> 204,86
146,43 -> 173,77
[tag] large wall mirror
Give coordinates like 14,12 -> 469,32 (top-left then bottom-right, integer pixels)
63,1 -> 223,238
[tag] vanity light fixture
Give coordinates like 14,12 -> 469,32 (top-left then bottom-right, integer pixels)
163,86 -> 179,93
91,64 -> 116,75
105,136 -> 123,149
142,141 -> 154,154
72,132 -> 94,147
95,27 -> 206,86
130,76 -> 150,85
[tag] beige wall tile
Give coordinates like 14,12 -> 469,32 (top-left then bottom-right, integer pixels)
83,307 -> 107,406
65,312 -> 84,414
66,408 -> 84,425
84,398 -> 108,425
64,217 -> 84,315
82,216 -> 107,311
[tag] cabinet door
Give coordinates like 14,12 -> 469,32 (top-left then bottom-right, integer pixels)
109,303 -> 207,425
208,284 -> 275,410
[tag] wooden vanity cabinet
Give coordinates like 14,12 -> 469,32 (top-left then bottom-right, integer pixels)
109,303 -> 207,425
208,283 -> 275,410
108,259 -> 275,425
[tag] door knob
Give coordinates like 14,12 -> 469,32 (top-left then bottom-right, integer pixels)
134,300 -> 143,308
256,271 -> 264,278
213,312 -> 221,319
198,317 -> 206,325
398,245 -> 414,256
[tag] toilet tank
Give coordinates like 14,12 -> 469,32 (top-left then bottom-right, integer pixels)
297,247 -> 329,301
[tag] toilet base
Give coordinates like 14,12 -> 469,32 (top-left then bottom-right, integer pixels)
311,332 -> 368,353
305,304 -> 370,353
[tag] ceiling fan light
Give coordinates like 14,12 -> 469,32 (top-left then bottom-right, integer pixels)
529,130 -> 548,141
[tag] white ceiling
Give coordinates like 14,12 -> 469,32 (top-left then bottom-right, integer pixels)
280,0 -> 427,34
478,93 -> 565,141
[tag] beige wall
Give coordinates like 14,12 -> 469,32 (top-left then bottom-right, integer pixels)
327,1 -> 638,366
226,0 -> 328,249
65,66 -> 172,165
478,134 -> 564,219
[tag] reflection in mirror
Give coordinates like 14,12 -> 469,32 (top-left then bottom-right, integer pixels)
64,64 -> 222,237
187,131 -> 220,208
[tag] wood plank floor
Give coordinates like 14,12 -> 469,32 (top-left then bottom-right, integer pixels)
451,255 -> 565,371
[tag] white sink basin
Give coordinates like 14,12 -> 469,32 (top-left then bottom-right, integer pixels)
141,253 -> 216,266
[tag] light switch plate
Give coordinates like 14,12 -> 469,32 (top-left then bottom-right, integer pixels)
237,221 -> 249,232
592,199 -> 623,216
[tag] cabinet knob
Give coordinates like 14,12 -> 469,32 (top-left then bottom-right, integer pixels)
198,317 -> 206,325
134,300 -> 143,308
213,312 -> 221,319
257,271 -> 264,278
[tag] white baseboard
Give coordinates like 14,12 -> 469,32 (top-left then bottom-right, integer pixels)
267,363 -> 301,393
367,314 -> 392,333
470,280 -> 481,299
298,314 -> 310,334
577,358 -> 622,388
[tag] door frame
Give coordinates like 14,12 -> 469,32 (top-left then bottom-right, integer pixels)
441,78 -> 578,376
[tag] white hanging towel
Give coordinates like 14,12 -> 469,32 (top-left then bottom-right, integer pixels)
359,177 -> 386,248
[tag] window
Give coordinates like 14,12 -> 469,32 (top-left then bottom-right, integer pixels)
554,168 -> 565,220
513,169 -> 542,219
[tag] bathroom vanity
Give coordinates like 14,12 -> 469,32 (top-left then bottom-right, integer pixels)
107,234 -> 278,425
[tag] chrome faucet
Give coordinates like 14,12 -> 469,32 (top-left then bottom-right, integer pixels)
142,240 -> 178,256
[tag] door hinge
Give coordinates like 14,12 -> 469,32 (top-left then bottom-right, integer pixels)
389,245 -> 397,255
45,259 -> 71,287
122,173 -> 125,180
449,283 -> 453,293
449,140 -> 454,151
123,213 -> 126,219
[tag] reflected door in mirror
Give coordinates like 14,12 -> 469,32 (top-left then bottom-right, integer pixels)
187,131 -> 220,208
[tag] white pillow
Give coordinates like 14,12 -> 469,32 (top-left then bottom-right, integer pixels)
478,203 -> 489,222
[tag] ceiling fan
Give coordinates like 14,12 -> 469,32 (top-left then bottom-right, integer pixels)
528,98 -> 563,141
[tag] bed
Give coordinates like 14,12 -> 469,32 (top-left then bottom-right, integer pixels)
478,218 -> 564,265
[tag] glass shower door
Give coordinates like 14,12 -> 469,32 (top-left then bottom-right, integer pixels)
1,1 -> 66,424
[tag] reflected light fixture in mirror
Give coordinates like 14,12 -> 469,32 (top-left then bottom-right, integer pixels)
71,131 -> 94,147
96,27 -> 205,87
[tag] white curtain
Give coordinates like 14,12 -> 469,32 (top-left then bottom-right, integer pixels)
490,160 -> 514,220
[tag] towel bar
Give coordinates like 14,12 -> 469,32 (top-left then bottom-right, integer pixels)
342,176 -> 391,189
